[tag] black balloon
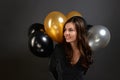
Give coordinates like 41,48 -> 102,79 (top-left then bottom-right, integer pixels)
86,24 -> 93,30
28,23 -> 45,37
28,31 -> 54,57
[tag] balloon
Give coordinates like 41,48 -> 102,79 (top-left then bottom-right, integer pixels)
28,23 -> 44,37
44,11 -> 67,43
86,24 -> 93,30
87,25 -> 111,51
28,31 -> 54,57
66,11 -> 82,20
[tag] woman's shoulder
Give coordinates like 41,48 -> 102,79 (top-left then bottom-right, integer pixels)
52,43 -> 65,58
54,43 -> 64,49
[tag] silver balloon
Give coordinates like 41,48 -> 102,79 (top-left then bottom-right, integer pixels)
87,25 -> 111,51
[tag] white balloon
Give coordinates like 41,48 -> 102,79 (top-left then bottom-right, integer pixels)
87,25 -> 111,51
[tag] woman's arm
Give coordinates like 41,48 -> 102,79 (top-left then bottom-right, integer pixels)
49,45 -> 58,80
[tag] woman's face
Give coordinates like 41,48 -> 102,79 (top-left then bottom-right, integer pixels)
64,22 -> 77,43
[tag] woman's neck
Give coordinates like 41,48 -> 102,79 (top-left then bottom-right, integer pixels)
70,42 -> 81,65
70,42 -> 78,51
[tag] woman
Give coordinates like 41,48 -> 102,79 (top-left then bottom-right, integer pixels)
49,16 -> 93,80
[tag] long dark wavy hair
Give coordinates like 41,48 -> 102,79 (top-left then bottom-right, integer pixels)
62,16 -> 93,74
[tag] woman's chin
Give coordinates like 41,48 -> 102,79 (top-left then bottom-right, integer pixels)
66,40 -> 71,43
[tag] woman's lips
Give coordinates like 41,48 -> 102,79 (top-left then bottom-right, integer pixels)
65,36 -> 70,40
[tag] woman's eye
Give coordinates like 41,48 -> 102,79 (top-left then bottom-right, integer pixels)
69,28 -> 74,31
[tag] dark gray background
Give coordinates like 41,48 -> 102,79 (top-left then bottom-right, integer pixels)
0,0 -> 120,80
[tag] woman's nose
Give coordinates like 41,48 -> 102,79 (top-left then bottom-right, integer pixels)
64,30 -> 69,35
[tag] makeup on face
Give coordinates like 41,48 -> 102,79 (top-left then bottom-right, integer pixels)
64,22 -> 77,43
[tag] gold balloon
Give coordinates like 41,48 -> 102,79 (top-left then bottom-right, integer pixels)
44,11 -> 67,43
66,11 -> 82,19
